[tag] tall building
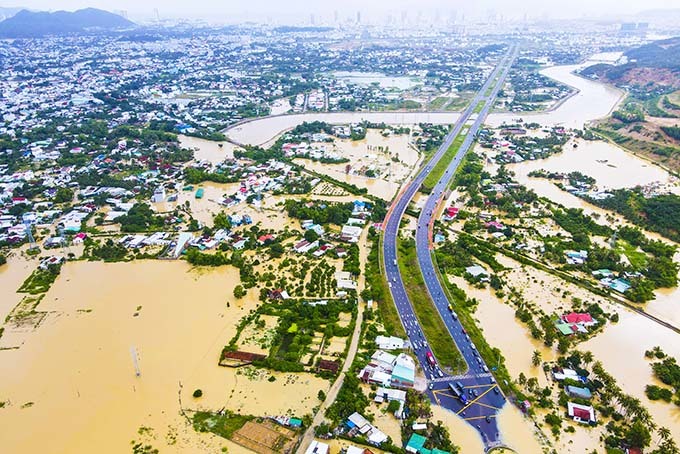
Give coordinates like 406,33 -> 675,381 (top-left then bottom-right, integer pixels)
356,11 -> 361,24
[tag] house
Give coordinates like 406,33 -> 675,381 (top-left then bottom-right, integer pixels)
442,207 -> 459,221
305,441 -> 329,454
405,433 -> 451,454
565,250 -> 588,265
567,402 -> 596,424
391,353 -> 416,388
293,239 -> 318,254
375,335 -> 406,350
335,270 -> 357,290
341,224 -> 363,243
566,385 -> 592,400
346,412 -> 388,445
258,234 -> 275,244
553,367 -> 586,383
233,238 -> 248,250
561,313 -> 597,327
72,232 -> 87,244
465,265 -> 489,279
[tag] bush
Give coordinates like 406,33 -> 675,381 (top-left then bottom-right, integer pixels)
193,389 -> 203,398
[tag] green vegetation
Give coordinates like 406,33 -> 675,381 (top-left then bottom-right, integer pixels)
285,199 -> 354,226
184,167 -> 240,184
192,389 -> 203,398
587,189 -> 680,244
364,236 -> 405,337
661,125 -> 680,140
53,187 -> 74,204
0,254 -> 6,266
325,374 -> 369,423
18,264 -> 62,294
89,239 -> 128,262
117,203 -> 166,233
644,349 -> 680,407
226,298 -> 355,373
397,237 -> 465,373
192,410 -> 253,439
421,132 -> 466,193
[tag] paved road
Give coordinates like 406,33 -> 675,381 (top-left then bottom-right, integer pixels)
382,45 -> 518,450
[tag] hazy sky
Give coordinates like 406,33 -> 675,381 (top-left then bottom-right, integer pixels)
4,0 -> 679,22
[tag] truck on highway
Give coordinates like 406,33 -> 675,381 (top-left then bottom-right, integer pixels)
425,351 -> 436,367
449,383 -> 462,399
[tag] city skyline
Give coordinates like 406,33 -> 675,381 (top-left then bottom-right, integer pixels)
3,0 -> 679,22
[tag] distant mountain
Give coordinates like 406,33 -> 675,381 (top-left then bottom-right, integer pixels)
0,8 -> 135,38
0,7 -> 26,21
581,37 -> 680,90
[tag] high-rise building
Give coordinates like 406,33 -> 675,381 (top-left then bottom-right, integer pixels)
356,11 -> 361,24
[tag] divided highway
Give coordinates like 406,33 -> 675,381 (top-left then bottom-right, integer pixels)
382,45 -> 518,450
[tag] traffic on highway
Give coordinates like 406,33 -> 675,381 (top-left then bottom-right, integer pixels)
382,45 -> 518,449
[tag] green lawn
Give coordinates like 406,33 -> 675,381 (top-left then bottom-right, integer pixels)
421,133 -> 466,193
429,97 -> 450,110
473,101 -> 486,114
397,238 -> 466,374
192,411 -> 253,440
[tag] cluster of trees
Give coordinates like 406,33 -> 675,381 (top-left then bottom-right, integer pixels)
661,125 -> 680,140
184,167 -> 240,184
646,352 -> 680,406
117,203 -> 166,232
589,189 -> 680,244
90,239 -> 127,262
325,374 -> 368,422
0,254 -> 6,266
284,199 -> 354,226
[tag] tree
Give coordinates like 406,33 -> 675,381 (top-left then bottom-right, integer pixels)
269,242 -> 284,259
233,285 -> 246,299
317,390 -> 326,401
386,399 -> 400,413
53,187 -> 74,204
192,389 -> 203,398
626,421 -> 652,448
532,350 -> 542,367
304,229 -> 319,243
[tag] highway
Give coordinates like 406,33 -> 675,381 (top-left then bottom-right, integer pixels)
382,45 -> 518,450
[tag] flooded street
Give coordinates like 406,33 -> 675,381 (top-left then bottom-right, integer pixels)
0,261 -> 329,453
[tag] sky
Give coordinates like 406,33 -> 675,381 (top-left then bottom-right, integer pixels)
3,0 -> 679,22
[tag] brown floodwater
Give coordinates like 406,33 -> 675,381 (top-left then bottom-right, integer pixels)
0,261 -> 330,453
488,60 -> 625,129
179,134 -> 234,164
0,251 -> 34,322
295,130 -> 421,200
226,112 -> 461,147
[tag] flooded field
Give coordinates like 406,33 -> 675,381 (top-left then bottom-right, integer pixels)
0,251 -> 34,322
0,261 -> 329,453
295,130 -> 422,200
179,134 -> 234,164
226,112 -> 461,146
508,138 -> 679,195
489,59 -> 625,129
583,310 -> 680,441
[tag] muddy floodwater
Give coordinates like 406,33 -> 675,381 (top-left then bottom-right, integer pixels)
0,261 -> 329,453
226,111 -> 461,146
488,58 -> 625,129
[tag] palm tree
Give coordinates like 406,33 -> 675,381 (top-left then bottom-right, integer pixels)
582,351 -> 593,366
532,350 -> 542,367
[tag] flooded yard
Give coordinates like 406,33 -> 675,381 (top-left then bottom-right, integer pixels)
0,260 -> 329,453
